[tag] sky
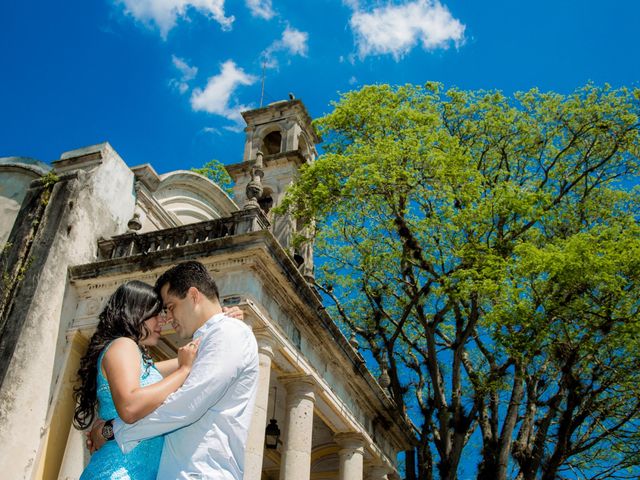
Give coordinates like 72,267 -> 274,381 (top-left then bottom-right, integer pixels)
1,0 -> 639,175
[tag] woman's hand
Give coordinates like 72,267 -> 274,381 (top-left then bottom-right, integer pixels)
177,337 -> 201,371
104,337 -> 202,424
87,419 -> 106,454
222,305 -> 244,320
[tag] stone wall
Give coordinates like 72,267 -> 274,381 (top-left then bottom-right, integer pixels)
0,144 -> 136,479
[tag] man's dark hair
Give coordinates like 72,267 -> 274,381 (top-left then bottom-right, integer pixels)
155,261 -> 220,301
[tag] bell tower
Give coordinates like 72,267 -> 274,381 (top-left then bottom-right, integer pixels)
226,98 -> 321,281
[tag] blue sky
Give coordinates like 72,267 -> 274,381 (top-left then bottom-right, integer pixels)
1,0 -> 639,174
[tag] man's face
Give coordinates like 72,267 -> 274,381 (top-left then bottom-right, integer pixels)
160,283 -> 198,339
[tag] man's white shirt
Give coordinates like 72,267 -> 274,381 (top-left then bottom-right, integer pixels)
113,312 -> 259,479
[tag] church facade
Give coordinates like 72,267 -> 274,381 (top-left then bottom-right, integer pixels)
0,99 -> 415,480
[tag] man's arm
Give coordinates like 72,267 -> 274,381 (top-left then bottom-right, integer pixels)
113,322 -> 252,453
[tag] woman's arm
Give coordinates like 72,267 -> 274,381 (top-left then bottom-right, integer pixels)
102,337 -> 199,424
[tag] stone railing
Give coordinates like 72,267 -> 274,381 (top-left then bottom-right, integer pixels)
98,208 -> 270,261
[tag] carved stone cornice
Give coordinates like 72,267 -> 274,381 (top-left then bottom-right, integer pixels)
131,164 -> 161,191
225,150 -> 308,178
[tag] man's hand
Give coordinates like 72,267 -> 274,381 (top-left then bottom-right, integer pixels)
86,419 -> 107,454
222,305 -> 244,320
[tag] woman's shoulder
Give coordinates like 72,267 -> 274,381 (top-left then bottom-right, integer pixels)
103,337 -> 141,361
110,336 -> 138,346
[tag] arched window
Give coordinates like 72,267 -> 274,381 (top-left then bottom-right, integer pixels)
262,131 -> 282,155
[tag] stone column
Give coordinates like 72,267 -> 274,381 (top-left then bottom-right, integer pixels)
243,331 -> 276,480
42,332 -> 90,479
335,432 -> 365,480
57,427 -> 89,480
366,464 -> 392,480
278,375 -> 316,480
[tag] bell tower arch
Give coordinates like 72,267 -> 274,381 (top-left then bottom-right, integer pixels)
238,98 -> 319,165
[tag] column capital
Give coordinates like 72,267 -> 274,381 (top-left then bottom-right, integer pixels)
334,432 -> 366,451
253,328 -> 277,358
366,463 -> 393,480
336,432 -> 365,480
278,373 -> 316,402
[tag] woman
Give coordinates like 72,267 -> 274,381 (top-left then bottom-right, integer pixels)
74,280 -> 199,480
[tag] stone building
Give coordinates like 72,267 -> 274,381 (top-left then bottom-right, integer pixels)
0,99 -> 415,479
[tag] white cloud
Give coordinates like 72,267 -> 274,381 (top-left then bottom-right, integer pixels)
170,55 -> 198,94
190,60 -> 257,127
116,0 -> 234,38
262,26 -> 309,69
342,0 -> 360,9
349,0 -> 465,60
349,76 -> 358,85
173,56 -> 198,80
281,27 -> 308,56
245,0 -> 274,20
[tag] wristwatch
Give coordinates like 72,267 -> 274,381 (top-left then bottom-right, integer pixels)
102,419 -> 115,441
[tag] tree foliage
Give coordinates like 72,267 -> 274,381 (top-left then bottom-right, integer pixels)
191,159 -> 235,196
281,83 -> 640,479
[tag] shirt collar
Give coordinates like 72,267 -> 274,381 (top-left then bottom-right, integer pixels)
193,312 -> 225,339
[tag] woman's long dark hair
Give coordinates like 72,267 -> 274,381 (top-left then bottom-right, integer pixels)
73,280 -> 162,429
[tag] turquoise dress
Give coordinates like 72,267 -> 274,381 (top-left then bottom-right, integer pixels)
80,343 -> 164,480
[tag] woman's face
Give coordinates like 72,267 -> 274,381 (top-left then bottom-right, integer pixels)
140,313 -> 165,346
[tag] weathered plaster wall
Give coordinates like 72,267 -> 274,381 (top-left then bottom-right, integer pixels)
0,144 -> 136,479
0,160 -> 50,245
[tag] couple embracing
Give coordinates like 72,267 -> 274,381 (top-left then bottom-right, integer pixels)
73,261 -> 259,479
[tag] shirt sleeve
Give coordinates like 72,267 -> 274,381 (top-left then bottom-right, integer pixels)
113,320 -> 250,454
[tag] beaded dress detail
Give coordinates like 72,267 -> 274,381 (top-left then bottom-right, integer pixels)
80,343 -> 164,480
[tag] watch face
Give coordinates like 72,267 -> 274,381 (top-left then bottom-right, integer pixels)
102,422 -> 114,440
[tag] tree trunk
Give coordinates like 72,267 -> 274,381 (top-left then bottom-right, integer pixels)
477,441 -> 499,480
496,370 -> 525,480
417,442 -> 434,480
405,449 -> 417,480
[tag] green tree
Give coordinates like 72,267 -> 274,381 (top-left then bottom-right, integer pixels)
191,159 -> 235,196
281,83 -> 640,479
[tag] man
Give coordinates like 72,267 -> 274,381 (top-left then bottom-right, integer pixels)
91,261 -> 259,479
